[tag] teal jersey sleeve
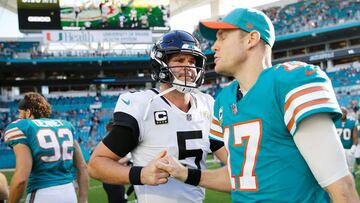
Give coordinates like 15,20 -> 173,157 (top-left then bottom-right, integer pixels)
209,81 -> 238,142
275,61 -> 342,135
3,119 -> 30,147
209,93 -> 224,142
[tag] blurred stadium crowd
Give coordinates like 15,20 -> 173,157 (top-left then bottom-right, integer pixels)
264,0 -> 360,35
194,0 -> 360,50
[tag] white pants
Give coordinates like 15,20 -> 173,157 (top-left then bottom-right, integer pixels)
25,183 -> 77,203
345,149 -> 356,173
354,144 -> 360,158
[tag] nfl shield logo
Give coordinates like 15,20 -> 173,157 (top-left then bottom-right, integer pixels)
231,104 -> 238,115
186,114 -> 192,121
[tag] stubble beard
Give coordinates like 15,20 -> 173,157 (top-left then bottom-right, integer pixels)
215,64 -> 233,77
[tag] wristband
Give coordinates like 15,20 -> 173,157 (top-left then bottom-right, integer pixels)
129,166 -> 144,185
184,168 -> 201,186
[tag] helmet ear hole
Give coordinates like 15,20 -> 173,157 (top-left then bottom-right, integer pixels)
159,68 -> 171,82
151,71 -> 159,81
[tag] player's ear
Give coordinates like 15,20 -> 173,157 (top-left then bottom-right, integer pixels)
25,109 -> 32,119
247,31 -> 261,49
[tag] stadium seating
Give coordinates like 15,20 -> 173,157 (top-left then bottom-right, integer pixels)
0,41 -> 150,60
193,0 -> 360,51
268,0 -> 360,36
0,95 -> 118,153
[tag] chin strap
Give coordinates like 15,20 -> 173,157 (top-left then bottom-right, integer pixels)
143,86 -> 176,121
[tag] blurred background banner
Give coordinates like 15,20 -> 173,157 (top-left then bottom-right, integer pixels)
43,30 -> 153,43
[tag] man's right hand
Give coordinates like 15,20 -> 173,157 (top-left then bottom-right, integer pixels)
140,150 -> 170,185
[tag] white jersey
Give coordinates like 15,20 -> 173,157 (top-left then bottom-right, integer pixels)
114,89 -> 214,203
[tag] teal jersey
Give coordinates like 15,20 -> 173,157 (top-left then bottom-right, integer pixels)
3,118 -> 76,194
209,62 -> 341,202
335,119 -> 356,149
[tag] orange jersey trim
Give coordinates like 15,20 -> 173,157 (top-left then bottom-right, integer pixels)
284,86 -> 326,112
287,98 -> 331,131
212,119 -> 221,126
4,128 -> 20,137
5,133 -> 25,142
210,129 -> 224,138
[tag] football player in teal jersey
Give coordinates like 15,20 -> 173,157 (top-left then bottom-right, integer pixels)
156,7 -> 359,202
335,107 -> 358,173
3,92 -> 88,203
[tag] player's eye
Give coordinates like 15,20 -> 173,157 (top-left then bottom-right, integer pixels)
175,58 -> 185,63
188,59 -> 195,65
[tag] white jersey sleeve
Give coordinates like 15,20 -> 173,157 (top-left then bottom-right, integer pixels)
114,91 -> 143,121
113,91 -> 149,141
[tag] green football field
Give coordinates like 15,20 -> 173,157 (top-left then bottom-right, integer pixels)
2,161 -> 231,203
3,162 -> 360,203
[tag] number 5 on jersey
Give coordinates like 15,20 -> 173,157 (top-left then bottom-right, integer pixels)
36,128 -> 74,162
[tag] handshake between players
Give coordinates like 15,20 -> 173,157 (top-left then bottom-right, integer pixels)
142,150 -> 202,186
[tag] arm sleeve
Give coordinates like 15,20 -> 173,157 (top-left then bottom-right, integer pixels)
102,112 -> 140,157
113,112 -> 139,136
294,113 -> 349,187
102,125 -> 138,157
210,139 -> 224,152
276,62 -> 342,135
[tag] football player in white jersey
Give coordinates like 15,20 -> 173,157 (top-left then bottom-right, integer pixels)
88,30 -> 227,203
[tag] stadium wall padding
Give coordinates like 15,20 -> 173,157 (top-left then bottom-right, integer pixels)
0,149 -> 15,169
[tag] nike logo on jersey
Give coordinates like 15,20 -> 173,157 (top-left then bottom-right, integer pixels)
305,69 -> 317,76
121,98 -> 130,105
